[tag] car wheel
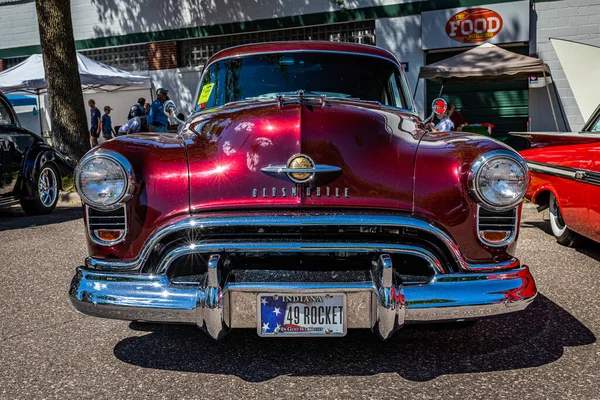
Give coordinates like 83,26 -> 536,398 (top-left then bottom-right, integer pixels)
548,192 -> 580,247
20,163 -> 59,215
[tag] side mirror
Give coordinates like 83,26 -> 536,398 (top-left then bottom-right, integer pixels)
163,100 -> 183,123
424,98 -> 448,124
163,100 -> 178,117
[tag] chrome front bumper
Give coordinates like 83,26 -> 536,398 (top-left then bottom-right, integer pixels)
70,260 -> 536,340
71,213 -> 537,339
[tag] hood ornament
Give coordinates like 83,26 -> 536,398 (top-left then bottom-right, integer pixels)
261,154 -> 341,184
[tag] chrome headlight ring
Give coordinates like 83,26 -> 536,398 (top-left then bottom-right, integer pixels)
75,150 -> 136,211
468,149 -> 530,212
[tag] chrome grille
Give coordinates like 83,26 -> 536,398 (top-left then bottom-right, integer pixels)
477,206 -> 518,246
478,207 -> 517,231
87,206 -> 127,245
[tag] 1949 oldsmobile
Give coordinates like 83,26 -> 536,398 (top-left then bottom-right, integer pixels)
69,42 -> 537,340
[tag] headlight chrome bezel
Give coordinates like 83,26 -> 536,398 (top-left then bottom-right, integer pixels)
75,150 -> 135,211
468,149 -> 530,212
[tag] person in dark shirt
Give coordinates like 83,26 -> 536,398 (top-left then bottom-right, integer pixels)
88,99 -> 101,147
449,103 -> 468,131
101,106 -> 114,140
147,88 -> 170,132
127,97 -> 146,119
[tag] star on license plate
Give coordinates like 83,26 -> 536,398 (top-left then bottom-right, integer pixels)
257,293 -> 346,337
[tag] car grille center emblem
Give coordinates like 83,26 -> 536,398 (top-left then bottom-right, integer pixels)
261,153 -> 341,184
288,154 -> 314,182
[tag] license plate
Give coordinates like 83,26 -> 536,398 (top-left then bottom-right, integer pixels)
257,293 -> 346,337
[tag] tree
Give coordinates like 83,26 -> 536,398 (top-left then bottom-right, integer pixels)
35,0 -> 89,161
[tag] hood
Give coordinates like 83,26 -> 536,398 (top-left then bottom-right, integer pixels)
185,99 -> 425,212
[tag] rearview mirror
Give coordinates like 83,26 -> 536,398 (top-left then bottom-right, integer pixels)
163,100 -> 184,124
163,100 -> 178,117
432,98 -> 448,115
424,98 -> 448,125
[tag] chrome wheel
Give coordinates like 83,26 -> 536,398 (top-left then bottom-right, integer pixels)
38,167 -> 58,208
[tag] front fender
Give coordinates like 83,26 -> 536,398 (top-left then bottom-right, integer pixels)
413,132 -> 519,263
20,141 -> 74,200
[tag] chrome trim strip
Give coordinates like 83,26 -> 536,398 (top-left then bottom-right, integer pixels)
260,153 -> 342,184
85,214 -> 519,273
468,149 -> 530,212
527,161 -> 600,186
260,165 -> 342,174
157,241 -> 444,275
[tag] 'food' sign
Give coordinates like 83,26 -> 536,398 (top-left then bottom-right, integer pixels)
445,8 -> 503,44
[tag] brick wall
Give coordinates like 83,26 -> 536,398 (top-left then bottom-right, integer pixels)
0,59 -> 6,72
534,0 -> 600,131
147,41 -> 178,71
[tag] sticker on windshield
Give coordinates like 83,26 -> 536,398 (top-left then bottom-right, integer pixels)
197,83 -> 215,108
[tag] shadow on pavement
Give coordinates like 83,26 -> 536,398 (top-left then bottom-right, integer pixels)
113,294 -> 595,382
0,206 -> 83,232
522,220 -> 600,262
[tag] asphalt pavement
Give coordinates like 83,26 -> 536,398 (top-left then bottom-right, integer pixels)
0,204 -> 598,399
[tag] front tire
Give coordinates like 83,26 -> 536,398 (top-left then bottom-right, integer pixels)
549,192 -> 580,247
20,163 -> 59,215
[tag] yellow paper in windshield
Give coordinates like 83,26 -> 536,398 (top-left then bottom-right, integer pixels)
198,83 -> 215,105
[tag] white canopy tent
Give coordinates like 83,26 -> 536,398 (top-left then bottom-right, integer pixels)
0,53 -> 151,94
0,53 -> 152,134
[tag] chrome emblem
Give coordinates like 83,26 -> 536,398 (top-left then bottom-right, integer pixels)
287,154 -> 314,183
261,153 -> 341,184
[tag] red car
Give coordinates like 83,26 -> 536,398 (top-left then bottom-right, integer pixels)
69,42 -> 536,340
518,105 -> 600,246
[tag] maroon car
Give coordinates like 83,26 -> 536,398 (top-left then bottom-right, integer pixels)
69,42 -> 536,340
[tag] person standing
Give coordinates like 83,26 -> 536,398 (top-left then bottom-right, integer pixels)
101,105 -> 114,141
88,99 -> 101,147
147,88 -> 169,132
127,97 -> 146,119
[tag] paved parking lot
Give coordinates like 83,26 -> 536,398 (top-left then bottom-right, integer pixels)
0,205 -> 598,399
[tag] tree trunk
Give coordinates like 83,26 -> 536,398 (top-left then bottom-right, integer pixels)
35,0 -> 89,161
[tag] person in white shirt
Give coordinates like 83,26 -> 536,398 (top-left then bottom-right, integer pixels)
435,113 -> 455,131
118,116 -> 145,135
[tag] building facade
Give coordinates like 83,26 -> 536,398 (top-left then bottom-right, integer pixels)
0,0 -> 599,133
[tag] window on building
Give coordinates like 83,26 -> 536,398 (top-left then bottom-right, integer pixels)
4,56 -> 28,69
179,20 -> 376,68
81,44 -> 148,72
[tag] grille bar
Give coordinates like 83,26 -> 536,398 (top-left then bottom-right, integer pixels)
477,207 -> 518,246
87,206 -> 127,245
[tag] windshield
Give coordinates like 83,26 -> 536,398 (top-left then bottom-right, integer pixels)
195,52 -> 411,111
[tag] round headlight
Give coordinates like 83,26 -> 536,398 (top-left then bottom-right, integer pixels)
76,153 -> 130,208
470,150 -> 529,210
